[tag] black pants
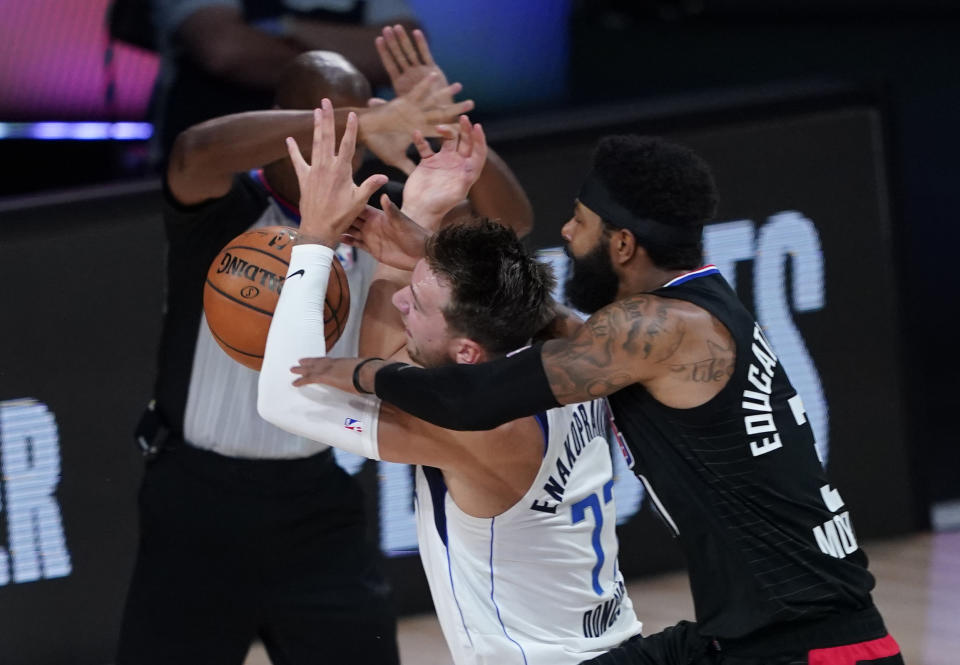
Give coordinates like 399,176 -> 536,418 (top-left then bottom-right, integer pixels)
581,607 -> 904,665
116,443 -> 399,665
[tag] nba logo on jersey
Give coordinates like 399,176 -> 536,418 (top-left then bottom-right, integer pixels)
335,245 -> 356,271
343,417 -> 363,432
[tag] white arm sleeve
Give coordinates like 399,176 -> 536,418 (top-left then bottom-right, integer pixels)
257,244 -> 382,460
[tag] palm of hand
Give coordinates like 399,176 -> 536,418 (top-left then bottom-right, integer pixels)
363,96 -> 435,173
404,151 -> 477,217
394,65 -> 451,103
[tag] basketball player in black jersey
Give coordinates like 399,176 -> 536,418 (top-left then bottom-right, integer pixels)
292,135 -> 904,664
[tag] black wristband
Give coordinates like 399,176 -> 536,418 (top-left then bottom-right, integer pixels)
352,357 -> 383,394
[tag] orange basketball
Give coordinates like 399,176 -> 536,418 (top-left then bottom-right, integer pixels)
203,225 -> 350,370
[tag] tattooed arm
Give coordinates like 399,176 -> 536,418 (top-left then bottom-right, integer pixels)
542,293 -> 734,409
290,292 -> 733,429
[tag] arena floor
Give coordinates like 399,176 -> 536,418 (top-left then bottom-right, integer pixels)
244,530 -> 960,665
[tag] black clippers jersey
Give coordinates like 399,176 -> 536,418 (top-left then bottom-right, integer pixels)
607,267 -> 875,639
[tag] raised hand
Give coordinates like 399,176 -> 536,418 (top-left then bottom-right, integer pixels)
285,99 -> 388,247
359,73 -> 473,175
376,25 -> 450,102
342,193 -> 431,271
400,114 -> 488,229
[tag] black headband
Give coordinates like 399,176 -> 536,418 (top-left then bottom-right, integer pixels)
577,171 -> 703,246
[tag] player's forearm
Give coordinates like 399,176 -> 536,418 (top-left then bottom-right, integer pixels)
372,344 -> 560,430
171,111 -> 312,173
467,149 -> 534,237
167,109 -> 361,204
258,245 -> 382,459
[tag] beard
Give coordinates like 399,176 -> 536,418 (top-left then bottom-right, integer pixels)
563,241 -> 620,314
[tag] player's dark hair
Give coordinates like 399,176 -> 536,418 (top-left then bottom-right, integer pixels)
426,218 -> 556,355
592,135 -> 718,270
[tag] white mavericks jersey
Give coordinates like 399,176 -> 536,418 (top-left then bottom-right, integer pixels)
415,399 -> 642,665
184,205 -> 377,458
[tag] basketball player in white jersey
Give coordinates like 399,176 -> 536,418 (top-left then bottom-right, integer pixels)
257,102 -> 642,665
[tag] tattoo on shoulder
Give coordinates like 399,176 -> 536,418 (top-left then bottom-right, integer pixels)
668,320 -> 736,384
541,296 -> 691,400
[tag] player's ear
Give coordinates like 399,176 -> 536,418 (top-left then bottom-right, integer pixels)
452,338 -> 485,365
610,227 -> 638,265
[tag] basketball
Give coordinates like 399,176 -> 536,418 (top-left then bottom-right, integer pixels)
202,225 -> 350,370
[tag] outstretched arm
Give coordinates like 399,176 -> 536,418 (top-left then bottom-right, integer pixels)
291,293 -> 708,430
257,101 -> 388,455
167,108 -> 344,206
167,72 -> 470,206
256,101 -> 515,467
373,25 -> 533,234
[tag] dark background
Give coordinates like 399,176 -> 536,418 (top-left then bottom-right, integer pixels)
0,88 -> 917,664
1,1 -> 957,663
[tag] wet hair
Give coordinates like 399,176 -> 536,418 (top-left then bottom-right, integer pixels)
426,218 -> 556,355
591,135 -> 719,270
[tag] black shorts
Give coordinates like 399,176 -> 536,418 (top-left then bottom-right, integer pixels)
116,443 -> 399,665
581,607 -> 903,665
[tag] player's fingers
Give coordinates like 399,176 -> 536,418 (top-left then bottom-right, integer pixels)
413,29 -> 435,66
306,107 -> 322,168
367,97 -> 388,107
340,233 -> 362,249
381,194 -> 405,226
356,174 -> 390,205
472,122 -> 488,164
456,115 -> 473,156
307,106 -> 324,167
434,123 -> 458,139
383,25 -> 411,69
412,130 -> 435,159
319,99 -> 335,161
291,359 -> 324,384
338,111 -> 359,164
438,127 -> 459,155
408,71 -> 438,101
375,36 -> 401,80
426,99 -> 474,124
285,136 -> 308,178
394,24 -> 420,65
357,203 -> 382,221
380,193 -> 396,215
429,81 -> 462,104
382,194 -> 416,230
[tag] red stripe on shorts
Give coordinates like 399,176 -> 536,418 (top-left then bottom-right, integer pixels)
807,634 -> 900,665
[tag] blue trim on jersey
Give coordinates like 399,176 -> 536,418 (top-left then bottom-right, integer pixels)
422,465 -> 448,546
489,517 -> 529,664
447,525 -> 475,647
534,411 -> 549,457
422,466 -> 474,645
661,264 -> 720,287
